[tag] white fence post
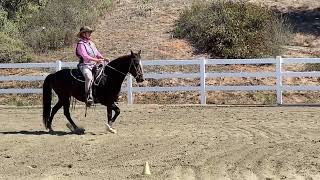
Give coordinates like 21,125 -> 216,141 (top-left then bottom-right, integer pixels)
200,57 -> 206,104
56,60 -> 62,71
276,56 -> 283,105
127,75 -> 133,104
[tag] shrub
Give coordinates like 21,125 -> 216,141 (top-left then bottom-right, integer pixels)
21,0 -> 112,52
0,32 -> 31,63
0,0 -> 112,62
0,1 -> 43,62
174,1 -> 291,58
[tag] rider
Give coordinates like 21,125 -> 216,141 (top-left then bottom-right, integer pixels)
75,26 -> 108,107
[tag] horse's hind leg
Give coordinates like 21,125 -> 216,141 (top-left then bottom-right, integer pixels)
47,100 -> 63,131
63,98 -> 85,134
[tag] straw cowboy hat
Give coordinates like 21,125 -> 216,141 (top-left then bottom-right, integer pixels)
77,26 -> 94,38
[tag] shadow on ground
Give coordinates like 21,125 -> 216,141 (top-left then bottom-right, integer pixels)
275,7 -> 320,36
0,130 -> 73,136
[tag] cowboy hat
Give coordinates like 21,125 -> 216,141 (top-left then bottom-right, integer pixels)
77,26 -> 94,38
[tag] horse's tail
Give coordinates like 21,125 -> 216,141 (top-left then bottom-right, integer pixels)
42,74 -> 53,129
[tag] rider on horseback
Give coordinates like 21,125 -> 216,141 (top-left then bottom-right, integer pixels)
75,26 -> 108,107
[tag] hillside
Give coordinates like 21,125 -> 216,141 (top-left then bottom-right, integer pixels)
4,0 -> 320,105
36,0 -> 320,62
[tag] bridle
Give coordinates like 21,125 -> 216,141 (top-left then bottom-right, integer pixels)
105,58 -> 143,79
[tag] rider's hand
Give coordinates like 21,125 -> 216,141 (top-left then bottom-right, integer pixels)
104,58 -> 110,63
94,58 -> 104,64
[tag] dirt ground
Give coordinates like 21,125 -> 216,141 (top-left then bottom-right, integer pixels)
1,104 -> 320,180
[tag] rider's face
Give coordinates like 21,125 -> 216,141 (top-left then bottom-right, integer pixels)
83,32 -> 92,39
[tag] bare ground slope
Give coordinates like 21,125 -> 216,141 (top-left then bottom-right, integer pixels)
95,0 -> 320,59
94,0 -> 195,60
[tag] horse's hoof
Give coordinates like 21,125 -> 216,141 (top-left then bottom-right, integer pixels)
105,124 -> 117,134
74,127 -> 85,135
66,123 -> 74,131
66,123 -> 85,135
48,128 -> 54,134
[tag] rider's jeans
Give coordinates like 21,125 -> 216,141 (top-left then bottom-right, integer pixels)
79,64 -> 94,99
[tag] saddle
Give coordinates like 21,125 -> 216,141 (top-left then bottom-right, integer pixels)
70,64 -> 106,104
70,64 -> 105,83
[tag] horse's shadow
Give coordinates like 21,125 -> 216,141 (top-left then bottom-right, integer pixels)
0,130 -> 73,136
274,7 -> 320,36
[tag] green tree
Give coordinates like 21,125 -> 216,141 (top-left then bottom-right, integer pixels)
0,0 -> 45,19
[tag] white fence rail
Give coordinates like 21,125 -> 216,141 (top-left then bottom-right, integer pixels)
1,56 -> 320,105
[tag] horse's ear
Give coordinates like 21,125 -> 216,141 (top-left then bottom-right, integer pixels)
131,50 -> 134,56
138,50 -> 141,55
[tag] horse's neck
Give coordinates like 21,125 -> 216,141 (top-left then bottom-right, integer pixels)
104,63 -> 128,89
110,73 -> 126,86
107,59 -> 130,78
95,59 -> 131,104
109,56 -> 130,71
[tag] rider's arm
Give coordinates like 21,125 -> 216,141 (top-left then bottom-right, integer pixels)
96,51 -> 104,59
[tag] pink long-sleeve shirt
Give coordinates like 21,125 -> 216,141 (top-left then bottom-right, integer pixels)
76,38 -> 104,64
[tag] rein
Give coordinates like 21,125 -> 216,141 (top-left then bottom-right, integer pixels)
105,64 -> 127,76
70,70 -> 85,82
105,60 -> 143,79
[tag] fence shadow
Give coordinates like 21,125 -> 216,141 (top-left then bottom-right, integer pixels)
275,6 -> 320,36
0,130 -> 73,136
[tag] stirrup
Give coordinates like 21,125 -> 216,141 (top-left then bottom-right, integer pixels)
86,97 -> 94,107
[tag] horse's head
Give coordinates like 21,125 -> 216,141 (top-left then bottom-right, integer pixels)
129,50 -> 144,83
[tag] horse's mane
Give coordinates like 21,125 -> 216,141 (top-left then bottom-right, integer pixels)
109,54 -> 131,66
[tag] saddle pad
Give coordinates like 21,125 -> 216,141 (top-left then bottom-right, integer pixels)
70,69 -> 85,82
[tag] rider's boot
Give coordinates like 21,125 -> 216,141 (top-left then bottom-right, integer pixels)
86,91 -> 94,107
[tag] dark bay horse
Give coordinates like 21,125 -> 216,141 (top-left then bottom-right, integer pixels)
42,50 -> 144,134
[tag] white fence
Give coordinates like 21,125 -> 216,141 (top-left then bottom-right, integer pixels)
1,56 -> 320,105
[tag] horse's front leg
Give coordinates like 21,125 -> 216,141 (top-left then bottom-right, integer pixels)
111,103 -> 120,123
105,103 -> 120,133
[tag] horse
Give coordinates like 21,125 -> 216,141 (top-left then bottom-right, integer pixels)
42,50 -> 144,134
